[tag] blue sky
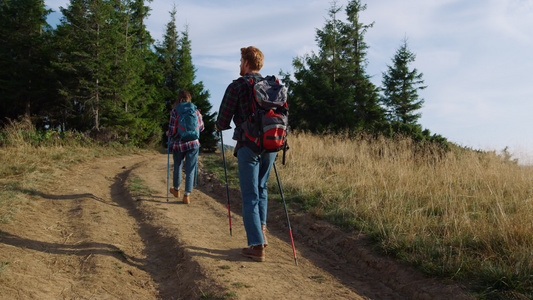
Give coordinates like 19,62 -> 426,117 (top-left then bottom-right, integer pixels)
46,0 -> 533,164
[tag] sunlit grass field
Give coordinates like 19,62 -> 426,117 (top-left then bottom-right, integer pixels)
209,131 -> 533,299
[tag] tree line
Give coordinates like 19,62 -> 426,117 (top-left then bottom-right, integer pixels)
0,0 -> 217,150
282,1 -> 447,146
1,0 -> 447,150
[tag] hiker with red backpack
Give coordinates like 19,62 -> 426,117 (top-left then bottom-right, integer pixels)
167,90 -> 204,204
216,46 -> 289,262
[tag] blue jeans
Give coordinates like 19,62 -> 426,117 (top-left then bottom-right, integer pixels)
172,147 -> 199,194
237,146 -> 277,246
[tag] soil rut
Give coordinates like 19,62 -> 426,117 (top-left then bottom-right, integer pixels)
0,153 -> 471,299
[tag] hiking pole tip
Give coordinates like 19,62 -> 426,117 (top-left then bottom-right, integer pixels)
273,162 -> 298,266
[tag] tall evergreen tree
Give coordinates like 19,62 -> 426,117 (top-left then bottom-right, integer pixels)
156,9 -> 217,151
341,0 -> 384,130
381,38 -> 426,125
53,0 -> 162,145
100,0 -> 137,133
127,0 -> 166,146
282,0 -> 383,133
0,0 -> 55,126
54,0 -> 118,132
282,3 -> 352,132
103,0 -> 163,145
175,27 -> 217,151
155,6 -> 180,111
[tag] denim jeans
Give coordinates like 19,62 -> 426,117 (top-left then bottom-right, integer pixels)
237,146 -> 277,246
172,147 -> 199,194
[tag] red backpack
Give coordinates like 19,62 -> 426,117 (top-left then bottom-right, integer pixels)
241,75 -> 289,156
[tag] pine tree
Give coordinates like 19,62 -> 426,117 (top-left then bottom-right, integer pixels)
156,8 -> 217,151
54,0 -> 118,132
127,0 -> 165,146
0,0 -> 55,126
102,0 -> 163,145
155,6 -> 180,111
175,28 -> 217,152
99,0 -> 137,134
282,3 -> 352,132
341,0 -> 384,130
381,38 -> 426,125
282,0 -> 383,133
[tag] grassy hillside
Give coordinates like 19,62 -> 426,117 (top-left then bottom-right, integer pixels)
206,131 -> 533,299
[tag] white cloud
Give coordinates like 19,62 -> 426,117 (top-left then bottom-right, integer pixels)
487,0 -> 533,45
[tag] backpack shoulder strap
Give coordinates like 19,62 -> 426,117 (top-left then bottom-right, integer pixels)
242,76 -> 259,114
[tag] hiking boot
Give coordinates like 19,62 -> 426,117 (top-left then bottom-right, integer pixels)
182,195 -> 190,204
262,225 -> 268,247
242,245 -> 265,262
169,187 -> 180,198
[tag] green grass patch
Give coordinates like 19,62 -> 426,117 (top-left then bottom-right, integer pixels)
0,261 -> 10,275
202,153 -> 240,188
309,275 -> 327,283
222,291 -> 237,299
126,176 -> 154,198
230,282 -> 252,289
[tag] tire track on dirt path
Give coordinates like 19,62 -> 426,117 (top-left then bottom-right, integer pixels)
0,153 -> 183,299
110,163 -> 213,299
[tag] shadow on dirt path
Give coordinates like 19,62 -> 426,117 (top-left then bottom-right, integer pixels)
109,165 -> 219,299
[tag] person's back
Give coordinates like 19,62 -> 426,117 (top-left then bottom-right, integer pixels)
174,101 -> 200,142
168,90 -> 204,204
216,46 -> 276,262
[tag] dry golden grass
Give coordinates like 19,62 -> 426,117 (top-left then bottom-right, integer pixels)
270,131 -> 533,298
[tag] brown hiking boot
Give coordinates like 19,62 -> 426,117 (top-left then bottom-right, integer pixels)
262,225 -> 268,247
182,195 -> 190,204
242,245 -> 265,262
169,188 -> 180,198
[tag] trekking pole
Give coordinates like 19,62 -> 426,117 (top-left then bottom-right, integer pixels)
220,131 -> 232,236
273,162 -> 298,266
166,135 -> 171,203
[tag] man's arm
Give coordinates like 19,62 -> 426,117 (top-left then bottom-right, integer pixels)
216,83 -> 239,131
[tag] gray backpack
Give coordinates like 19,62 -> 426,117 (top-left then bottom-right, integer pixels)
241,75 -> 289,154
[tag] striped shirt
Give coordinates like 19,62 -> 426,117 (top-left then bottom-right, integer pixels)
168,108 -> 204,152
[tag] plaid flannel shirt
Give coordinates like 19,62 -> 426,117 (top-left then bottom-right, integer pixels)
216,73 -> 262,141
168,108 -> 204,152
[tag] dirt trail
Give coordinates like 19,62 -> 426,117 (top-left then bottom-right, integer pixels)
0,153 -> 471,299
